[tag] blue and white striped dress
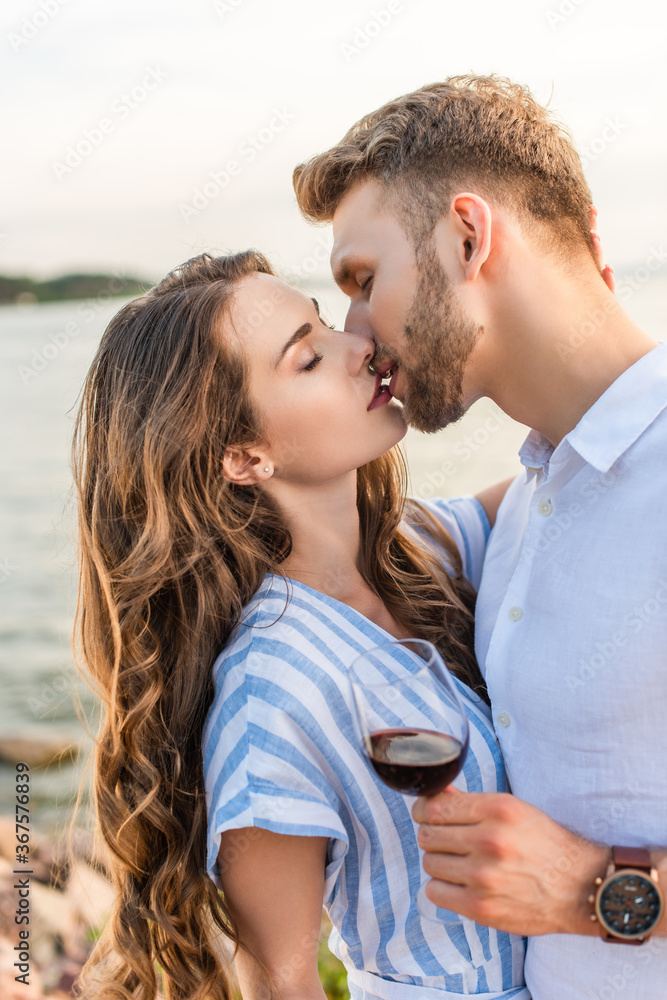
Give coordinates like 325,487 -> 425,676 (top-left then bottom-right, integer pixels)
202,497 -> 529,1000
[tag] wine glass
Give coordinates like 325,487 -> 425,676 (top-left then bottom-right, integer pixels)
348,638 -> 469,923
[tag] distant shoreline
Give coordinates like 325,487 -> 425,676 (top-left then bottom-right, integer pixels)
0,272 -> 154,306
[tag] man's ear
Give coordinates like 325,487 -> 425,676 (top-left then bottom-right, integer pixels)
222,445 -> 272,485
448,193 -> 493,281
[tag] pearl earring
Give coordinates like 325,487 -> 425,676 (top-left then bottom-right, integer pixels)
264,467 -> 270,473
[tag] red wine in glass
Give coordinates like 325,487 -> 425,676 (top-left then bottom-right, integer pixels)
349,638 -> 470,923
368,728 -> 468,797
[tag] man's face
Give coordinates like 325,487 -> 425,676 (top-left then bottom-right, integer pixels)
331,178 -> 483,433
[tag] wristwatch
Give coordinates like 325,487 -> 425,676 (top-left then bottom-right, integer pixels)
589,846 -> 664,943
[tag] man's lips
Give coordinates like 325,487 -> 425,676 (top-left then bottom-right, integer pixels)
372,357 -> 399,378
389,367 -> 400,398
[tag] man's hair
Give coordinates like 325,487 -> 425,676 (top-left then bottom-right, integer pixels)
293,74 -> 595,259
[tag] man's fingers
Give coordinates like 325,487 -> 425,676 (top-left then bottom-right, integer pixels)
421,847 -> 470,882
601,263 -> 616,293
412,785 -> 464,825
412,789 -> 516,827
423,878 -> 476,916
417,822 -> 471,856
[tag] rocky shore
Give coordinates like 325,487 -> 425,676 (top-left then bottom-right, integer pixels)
0,728 -> 345,998
0,814 -> 114,998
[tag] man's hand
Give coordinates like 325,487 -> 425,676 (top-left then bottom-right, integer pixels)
590,205 -> 616,293
412,787 -> 610,937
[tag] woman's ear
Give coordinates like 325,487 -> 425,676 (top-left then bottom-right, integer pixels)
222,446 -> 272,485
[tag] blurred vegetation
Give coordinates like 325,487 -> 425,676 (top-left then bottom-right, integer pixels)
0,272 -> 152,304
317,914 -> 350,999
318,940 -> 350,1000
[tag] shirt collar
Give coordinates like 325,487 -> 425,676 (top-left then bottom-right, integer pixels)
518,430 -> 554,481
518,341 -> 667,476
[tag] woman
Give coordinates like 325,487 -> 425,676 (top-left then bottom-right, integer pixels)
71,248 -> 524,1000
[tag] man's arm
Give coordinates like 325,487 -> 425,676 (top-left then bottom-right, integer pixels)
412,788 -> 667,938
474,477 -> 515,528
219,827 -> 329,999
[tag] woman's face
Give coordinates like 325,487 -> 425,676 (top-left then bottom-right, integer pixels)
227,272 -> 407,483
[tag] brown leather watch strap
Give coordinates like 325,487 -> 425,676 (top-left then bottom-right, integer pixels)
612,846 -> 652,871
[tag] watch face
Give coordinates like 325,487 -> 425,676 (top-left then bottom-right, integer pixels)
598,871 -> 663,938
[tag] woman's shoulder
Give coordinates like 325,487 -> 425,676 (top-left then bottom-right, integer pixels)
202,577 -> 358,796
210,574 -> 357,700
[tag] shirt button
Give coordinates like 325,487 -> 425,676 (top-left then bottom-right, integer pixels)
508,606 -> 523,621
497,712 -> 511,727
538,500 -> 553,517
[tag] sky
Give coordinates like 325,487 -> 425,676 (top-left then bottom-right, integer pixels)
3,0 -> 666,289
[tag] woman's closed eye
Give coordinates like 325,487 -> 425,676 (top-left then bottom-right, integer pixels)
299,315 -> 335,371
301,352 -> 323,372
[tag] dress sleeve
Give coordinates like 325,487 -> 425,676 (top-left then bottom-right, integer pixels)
408,495 -> 491,590
203,650 -> 350,897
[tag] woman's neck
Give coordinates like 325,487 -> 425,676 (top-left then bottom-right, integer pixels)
265,472 -> 427,643
266,471 -> 366,598
266,471 -> 414,641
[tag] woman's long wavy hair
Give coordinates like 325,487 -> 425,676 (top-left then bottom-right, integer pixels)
70,249 -> 485,1000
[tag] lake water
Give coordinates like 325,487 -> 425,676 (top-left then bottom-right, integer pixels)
1,276 -> 665,835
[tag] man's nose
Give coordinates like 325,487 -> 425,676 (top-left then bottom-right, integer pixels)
344,297 -> 371,337
346,330 -> 375,373
344,300 -> 396,376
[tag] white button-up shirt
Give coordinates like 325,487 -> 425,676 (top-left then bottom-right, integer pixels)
476,341 -> 667,999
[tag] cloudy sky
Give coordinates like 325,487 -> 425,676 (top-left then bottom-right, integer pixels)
3,0 -> 666,286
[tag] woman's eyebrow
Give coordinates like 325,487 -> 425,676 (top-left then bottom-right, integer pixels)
273,323 -> 313,369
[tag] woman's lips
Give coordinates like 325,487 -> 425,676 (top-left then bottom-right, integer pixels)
367,373 -> 393,411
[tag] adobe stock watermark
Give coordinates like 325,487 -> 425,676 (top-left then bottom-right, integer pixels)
213,0 -> 247,17
17,273 -> 135,385
0,557 -> 18,583
234,927 -> 324,1000
285,232 -> 334,284
51,66 -> 168,180
556,245 -> 667,360
178,107 -> 295,223
413,404 -> 511,500
339,0 -> 403,63
579,116 -> 629,170
615,244 -> 667,303
591,938 -> 667,1000
544,0 -> 588,28
8,0 -> 72,53
232,232 -> 333,330
588,782 -> 643,844
28,671 -> 77,718
527,451 -> 638,562
565,578 -> 667,694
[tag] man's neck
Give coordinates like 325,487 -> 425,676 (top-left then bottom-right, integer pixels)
478,261 -> 658,448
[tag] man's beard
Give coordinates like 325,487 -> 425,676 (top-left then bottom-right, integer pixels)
378,246 -> 482,434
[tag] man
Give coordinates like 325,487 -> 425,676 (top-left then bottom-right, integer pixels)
293,75 -> 667,998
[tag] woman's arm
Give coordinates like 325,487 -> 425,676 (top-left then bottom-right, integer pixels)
474,477 -> 515,528
219,827 -> 330,1000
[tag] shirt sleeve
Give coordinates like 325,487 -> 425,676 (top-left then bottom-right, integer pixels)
204,651 -> 350,897
408,495 -> 491,590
